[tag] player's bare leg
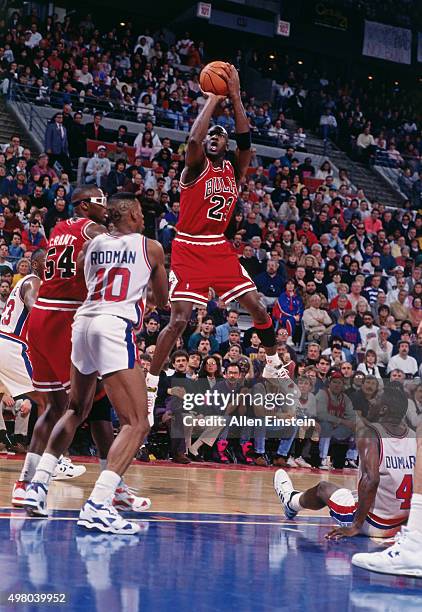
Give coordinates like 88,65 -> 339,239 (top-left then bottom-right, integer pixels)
238,291 -> 292,383
101,363 -> 150,475
77,363 -> 150,534
27,390 -> 69,455
352,425 -> 422,576
150,300 -> 193,375
23,366 -> 97,516
90,407 -> 151,513
274,469 -> 339,519
13,389 -> 86,506
147,300 -> 193,417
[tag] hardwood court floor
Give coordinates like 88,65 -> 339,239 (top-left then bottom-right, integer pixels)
1,457 -> 421,612
0,456 -> 356,515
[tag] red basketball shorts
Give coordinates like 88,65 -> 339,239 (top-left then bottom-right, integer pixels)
27,307 -> 74,393
170,238 -> 256,306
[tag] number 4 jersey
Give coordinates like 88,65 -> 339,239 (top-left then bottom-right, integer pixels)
170,157 -> 256,306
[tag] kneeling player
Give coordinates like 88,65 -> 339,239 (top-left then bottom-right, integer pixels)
274,384 -> 416,539
24,193 -> 168,533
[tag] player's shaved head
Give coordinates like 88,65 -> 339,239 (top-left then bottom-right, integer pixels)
31,248 -> 46,276
107,193 -> 140,224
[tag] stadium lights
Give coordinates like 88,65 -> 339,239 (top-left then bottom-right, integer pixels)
120,22 -> 126,26
297,60 -> 303,65
394,81 -> 399,85
368,75 -> 373,80
269,54 -> 275,59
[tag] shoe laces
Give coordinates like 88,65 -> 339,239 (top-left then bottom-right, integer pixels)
393,527 -> 409,547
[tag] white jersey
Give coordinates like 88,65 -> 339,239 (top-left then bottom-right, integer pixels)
0,274 -> 37,339
361,422 -> 416,528
76,232 -> 151,328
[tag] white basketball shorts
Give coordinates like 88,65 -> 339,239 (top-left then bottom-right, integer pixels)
0,332 -> 34,398
71,314 -> 137,377
328,487 -> 406,538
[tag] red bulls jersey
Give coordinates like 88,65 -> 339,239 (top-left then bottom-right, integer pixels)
36,217 -> 96,311
176,158 -> 238,241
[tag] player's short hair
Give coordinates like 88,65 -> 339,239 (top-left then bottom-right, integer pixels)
380,382 -> 408,423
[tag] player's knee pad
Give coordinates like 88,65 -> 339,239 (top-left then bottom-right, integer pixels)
87,394 -> 112,422
327,488 -> 357,526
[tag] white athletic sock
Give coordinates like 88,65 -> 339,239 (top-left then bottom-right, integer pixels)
19,452 -> 41,482
99,458 -> 107,472
288,492 -> 304,512
146,373 -> 159,388
407,493 -> 422,535
89,470 -> 121,504
266,353 -> 282,367
32,453 -> 59,486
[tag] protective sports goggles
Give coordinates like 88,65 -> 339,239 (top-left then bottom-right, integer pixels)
74,194 -> 107,208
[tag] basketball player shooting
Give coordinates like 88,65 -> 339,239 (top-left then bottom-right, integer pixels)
147,63 -> 290,415
274,384 -> 417,541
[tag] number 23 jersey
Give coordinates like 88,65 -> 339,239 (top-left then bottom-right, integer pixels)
36,217 -> 96,310
177,158 -> 238,237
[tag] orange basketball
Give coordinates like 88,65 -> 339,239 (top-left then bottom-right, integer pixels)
199,61 -> 230,96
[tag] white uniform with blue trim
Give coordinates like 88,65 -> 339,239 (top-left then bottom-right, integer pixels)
0,275 -> 36,397
327,423 -> 417,537
71,232 -> 151,376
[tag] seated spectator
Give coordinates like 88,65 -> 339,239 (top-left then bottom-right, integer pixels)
0,280 -> 11,313
0,394 -> 31,453
356,349 -> 382,378
22,219 -> 48,252
315,372 -> 355,469
356,125 -> 377,165
106,159 -> 127,195
85,145 -> 111,187
331,311 -> 361,355
319,109 -> 337,141
387,340 -> 418,378
12,257 -> 30,287
272,279 -> 304,338
390,289 -> 412,323
302,294 -> 333,348
188,317 -> 219,354
254,260 -> 285,308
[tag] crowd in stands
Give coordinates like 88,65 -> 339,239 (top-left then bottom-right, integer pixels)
0,10 -> 422,470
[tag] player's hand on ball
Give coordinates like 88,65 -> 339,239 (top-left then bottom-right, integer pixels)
325,524 -> 360,540
226,64 -> 240,98
202,90 -> 227,105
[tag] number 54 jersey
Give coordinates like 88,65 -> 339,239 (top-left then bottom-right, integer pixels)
28,217 -> 96,393
170,158 -> 256,306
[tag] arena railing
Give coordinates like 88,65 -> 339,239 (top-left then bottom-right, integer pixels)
3,82 -> 45,152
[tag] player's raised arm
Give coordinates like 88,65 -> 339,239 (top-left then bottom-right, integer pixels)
227,64 -> 251,183
145,239 -> 169,309
184,91 -> 226,180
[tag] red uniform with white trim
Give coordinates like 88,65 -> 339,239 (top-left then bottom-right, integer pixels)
27,217 -> 96,393
327,423 -> 417,537
0,275 -> 36,397
170,158 -> 256,306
